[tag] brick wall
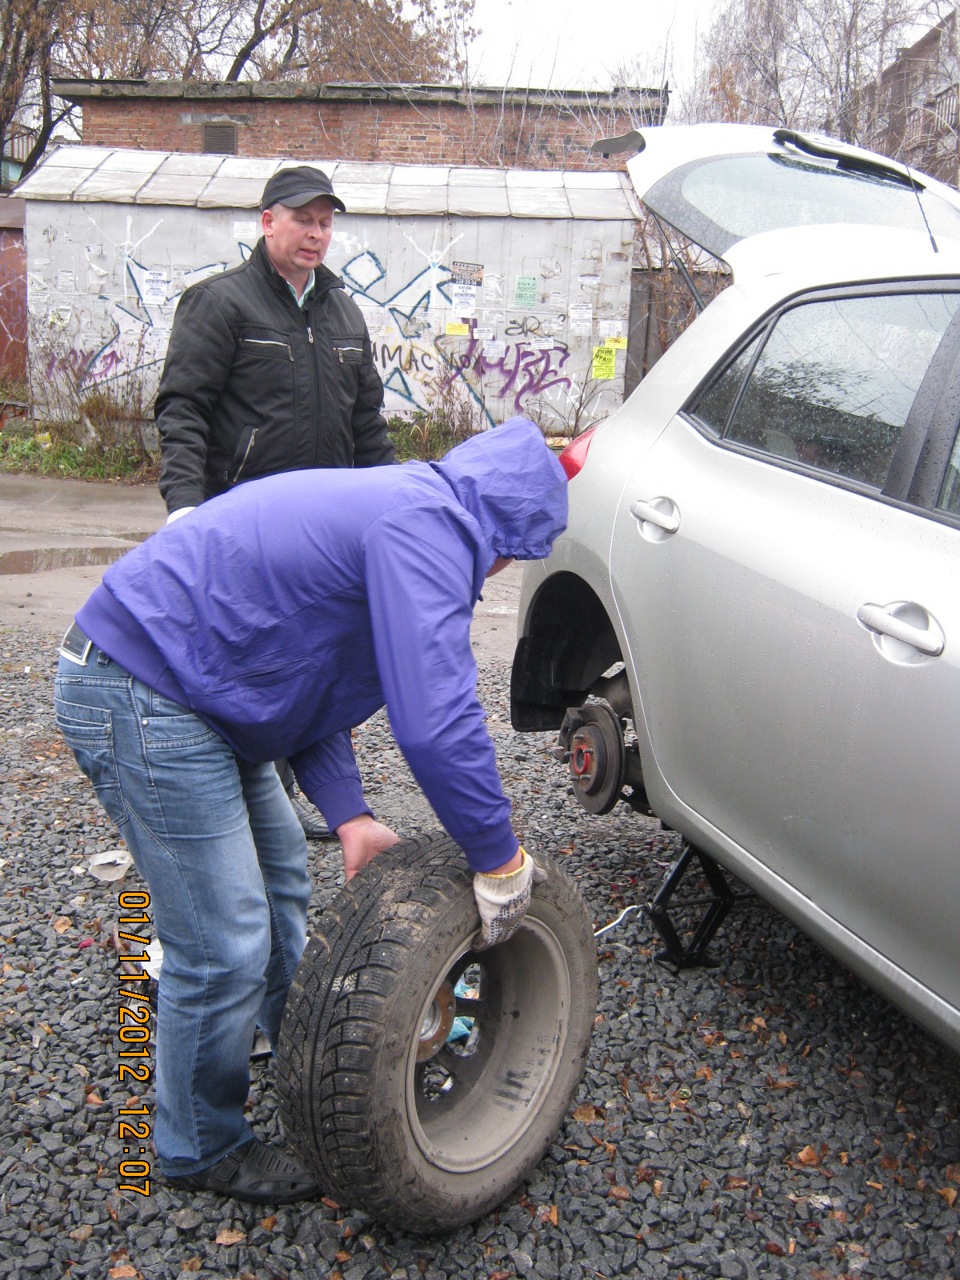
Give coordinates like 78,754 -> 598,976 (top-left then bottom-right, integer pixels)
65,83 -> 664,171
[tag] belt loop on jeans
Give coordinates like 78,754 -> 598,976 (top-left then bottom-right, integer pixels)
59,621 -> 93,666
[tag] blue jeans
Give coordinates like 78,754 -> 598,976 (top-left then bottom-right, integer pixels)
54,646 -> 310,1176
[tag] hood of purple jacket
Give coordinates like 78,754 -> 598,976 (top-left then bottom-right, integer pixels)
428,416 -> 568,568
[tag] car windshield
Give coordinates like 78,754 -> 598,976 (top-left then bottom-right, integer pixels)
643,153 -> 960,258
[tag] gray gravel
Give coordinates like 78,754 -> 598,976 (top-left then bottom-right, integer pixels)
2,625 -> 959,1280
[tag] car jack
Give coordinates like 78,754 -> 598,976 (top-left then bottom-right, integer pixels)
593,842 -> 756,971
645,842 -> 755,972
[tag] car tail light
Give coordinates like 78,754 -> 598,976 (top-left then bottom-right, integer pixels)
558,427 -> 597,480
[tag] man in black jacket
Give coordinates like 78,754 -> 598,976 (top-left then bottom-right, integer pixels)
156,165 -> 395,836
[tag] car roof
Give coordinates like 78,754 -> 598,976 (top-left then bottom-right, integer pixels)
624,124 -> 960,261
723,222 -> 960,296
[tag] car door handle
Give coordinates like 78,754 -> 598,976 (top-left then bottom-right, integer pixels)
856,603 -> 944,657
630,498 -> 680,534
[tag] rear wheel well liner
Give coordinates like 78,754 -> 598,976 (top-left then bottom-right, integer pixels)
511,573 -> 624,731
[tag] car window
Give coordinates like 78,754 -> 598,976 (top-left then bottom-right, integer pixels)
644,153 -> 960,259
938,428 -> 960,515
691,291 -> 960,488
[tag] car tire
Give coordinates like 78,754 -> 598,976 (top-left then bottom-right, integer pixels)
276,832 -> 598,1234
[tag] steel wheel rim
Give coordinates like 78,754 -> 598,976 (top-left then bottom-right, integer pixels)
404,917 -> 572,1174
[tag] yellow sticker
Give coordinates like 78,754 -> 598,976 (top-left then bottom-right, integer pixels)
445,321 -> 471,337
604,335 -> 627,350
592,345 -> 616,379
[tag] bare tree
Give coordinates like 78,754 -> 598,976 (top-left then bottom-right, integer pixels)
3,0 -> 476,178
0,0 -> 62,170
237,0 -> 475,84
685,0 -> 953,145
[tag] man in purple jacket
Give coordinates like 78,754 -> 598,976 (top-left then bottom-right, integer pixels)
54,416 -> 567,1206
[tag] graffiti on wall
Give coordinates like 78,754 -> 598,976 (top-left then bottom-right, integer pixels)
29,215 -> 625,431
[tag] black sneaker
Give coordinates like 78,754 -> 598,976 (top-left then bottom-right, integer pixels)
290,796 -> 333,840
166,1139 -> 319,1204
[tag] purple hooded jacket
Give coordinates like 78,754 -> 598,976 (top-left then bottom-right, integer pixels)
74,416 -> 568,870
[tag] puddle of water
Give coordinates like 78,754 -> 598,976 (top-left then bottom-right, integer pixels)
0,546 -> 133,574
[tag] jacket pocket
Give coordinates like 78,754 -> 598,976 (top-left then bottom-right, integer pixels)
240,336 -> 294,361
331,339 -> 364,365
226,425 -> 259,484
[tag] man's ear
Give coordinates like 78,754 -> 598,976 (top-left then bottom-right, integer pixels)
261,209 -> 274,236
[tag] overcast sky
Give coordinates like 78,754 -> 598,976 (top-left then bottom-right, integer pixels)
466,0 -> 709,101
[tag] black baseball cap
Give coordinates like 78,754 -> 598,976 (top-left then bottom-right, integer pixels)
260,166 -> 346,213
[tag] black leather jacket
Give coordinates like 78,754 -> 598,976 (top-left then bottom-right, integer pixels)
156,239 -> 393,513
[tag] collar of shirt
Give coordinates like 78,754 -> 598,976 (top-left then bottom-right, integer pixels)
286,270 -> 315,308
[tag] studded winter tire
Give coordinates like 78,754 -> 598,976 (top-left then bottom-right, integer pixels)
276,833 -> 598,1234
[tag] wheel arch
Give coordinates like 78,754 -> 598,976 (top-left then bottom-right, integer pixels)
511,571 -> 625,731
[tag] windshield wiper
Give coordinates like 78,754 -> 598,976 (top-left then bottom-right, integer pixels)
772,128 -> 921,189
773,128 -> 938,252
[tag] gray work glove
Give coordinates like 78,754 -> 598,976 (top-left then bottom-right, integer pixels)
473,849 -> 547,949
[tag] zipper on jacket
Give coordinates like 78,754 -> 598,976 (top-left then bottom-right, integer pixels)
245,337 -> 294,362
335,345 -> 363,364
231,428 -> 258,483
307,326 -> 314,344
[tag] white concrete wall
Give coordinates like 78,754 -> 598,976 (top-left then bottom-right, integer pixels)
25,200 -> 634,433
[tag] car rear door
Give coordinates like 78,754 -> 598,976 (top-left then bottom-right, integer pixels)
609,282 -> 960,1007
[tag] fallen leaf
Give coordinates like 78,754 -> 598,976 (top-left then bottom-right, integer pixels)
488,1271 -> 514,1280
724,1176 -> 750,1190
938,1187 -> 958,1208
51,916 -> 73,934
181,1260 -> 202,1273
260,1214 -> 277,1230
69,1225 -> 94,1242
609,1185 -> 631,1201
85,1091 -> 103,1107
335,1251 -> 351,1263
215,1227 -> 245,1245
945,1164 -> 960,1186
764,1242 -> 785,1256
797,1145 -> 820,1166
539,1204 -> 559,1226
108,1269 -> 138,1279
572,1103 -> 604,1124
696,1066 -> 712,1081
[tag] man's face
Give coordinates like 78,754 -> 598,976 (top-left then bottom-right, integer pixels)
261,196 -> 336,289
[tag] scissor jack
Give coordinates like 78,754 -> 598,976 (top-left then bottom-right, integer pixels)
595,841 -> 756,972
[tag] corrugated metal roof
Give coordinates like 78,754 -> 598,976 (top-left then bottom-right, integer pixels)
15,146 -> 642,220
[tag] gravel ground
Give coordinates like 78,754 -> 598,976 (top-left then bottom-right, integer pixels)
2,625 -> 959,1280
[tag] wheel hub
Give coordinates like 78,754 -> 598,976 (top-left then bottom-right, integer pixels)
564,700 -> 626,814
416,979 -> 456,1061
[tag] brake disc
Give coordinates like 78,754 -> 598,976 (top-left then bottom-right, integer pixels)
567,699 -> 626,815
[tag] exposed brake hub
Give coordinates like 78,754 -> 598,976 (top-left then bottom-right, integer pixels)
555,699 -> 625,815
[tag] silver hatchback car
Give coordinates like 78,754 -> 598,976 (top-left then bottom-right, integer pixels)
511,124 -> 960,1056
